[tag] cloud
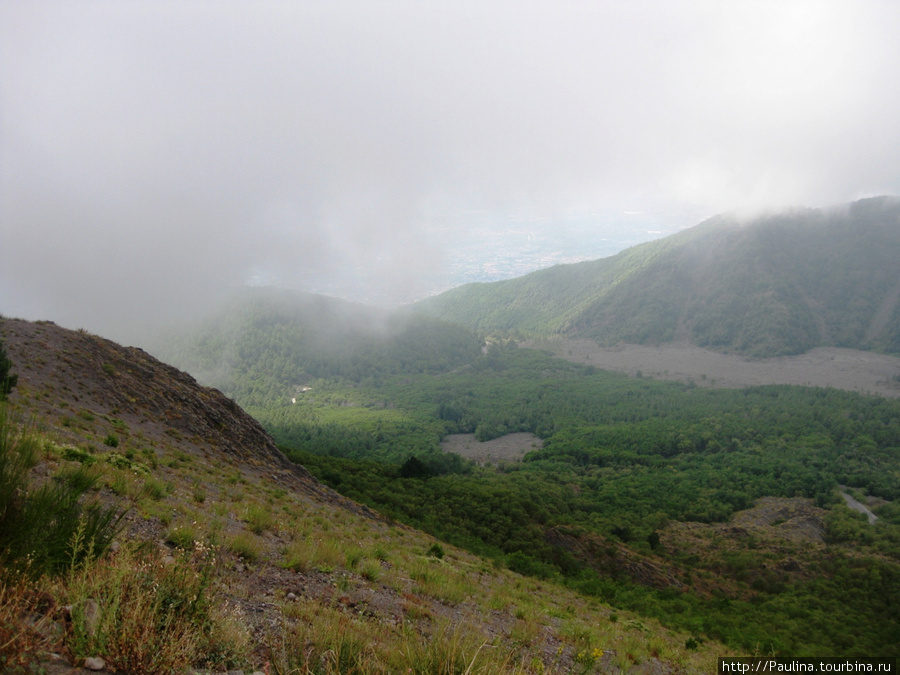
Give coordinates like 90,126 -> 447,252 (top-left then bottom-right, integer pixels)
2,1 -> 899,339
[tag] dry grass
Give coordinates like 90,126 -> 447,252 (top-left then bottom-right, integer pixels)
0,543 -> 250,675
281,535 -> 345,573
275,599 -> 524,675
0,577 -> 57,671
64,544 -> 249,674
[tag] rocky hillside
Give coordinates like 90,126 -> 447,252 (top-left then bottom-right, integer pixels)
0,317 -> 337,503
0,317 -> 724,673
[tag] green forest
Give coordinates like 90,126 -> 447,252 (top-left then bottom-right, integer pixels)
153,292 -> 900,657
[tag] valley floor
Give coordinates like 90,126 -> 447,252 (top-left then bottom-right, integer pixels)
528,339 -> 900,398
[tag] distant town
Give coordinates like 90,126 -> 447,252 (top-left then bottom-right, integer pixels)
303,206 -> 707,306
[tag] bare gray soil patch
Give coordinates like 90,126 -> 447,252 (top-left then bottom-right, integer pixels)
526,339 -> 900,398
839,489 -> 879,524
441,432 -> 543,464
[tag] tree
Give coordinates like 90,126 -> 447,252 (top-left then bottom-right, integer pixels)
0,338 -> 17,400
399,455 -> 432,479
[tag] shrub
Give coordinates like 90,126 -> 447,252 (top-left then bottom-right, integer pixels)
0,339 -> 17,400
104,452 -> 149,475
0,407 -> 125,578
62,446 -> 96,465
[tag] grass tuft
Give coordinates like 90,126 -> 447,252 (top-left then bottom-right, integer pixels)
226,532 -> 264,562
281,536 -> 343,573
243,504 -> 274,534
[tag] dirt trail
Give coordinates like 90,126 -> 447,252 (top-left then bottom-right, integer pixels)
525,339 -> 900,398
840,491 -> 879,524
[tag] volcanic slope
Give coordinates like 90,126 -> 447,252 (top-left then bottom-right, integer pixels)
0,317 -> 723,673
416,196 -> 900,358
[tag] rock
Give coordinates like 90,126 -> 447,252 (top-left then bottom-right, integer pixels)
285,592 -> 297,601
82,599 -> 101,638
84,656 -> 106,670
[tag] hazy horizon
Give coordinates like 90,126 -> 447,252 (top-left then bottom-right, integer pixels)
3,2 -> 900,341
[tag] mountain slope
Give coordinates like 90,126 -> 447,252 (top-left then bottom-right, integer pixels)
0,317 -> 722,672
0,317 -> 331,500
149,286 -> 483,405
416,196 -> 900,357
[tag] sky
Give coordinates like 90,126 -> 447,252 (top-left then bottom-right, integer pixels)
2,1 -> 900,341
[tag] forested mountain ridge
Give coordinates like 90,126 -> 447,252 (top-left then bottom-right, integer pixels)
415,196 -> 900,357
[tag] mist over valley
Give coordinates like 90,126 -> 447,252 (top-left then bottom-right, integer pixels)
5,2 -> 900,341
3,2 -> 900,669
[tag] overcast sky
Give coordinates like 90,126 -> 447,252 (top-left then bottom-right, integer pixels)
2,1 -> 899,341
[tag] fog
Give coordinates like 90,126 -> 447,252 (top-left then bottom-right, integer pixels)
2,1 -> 899,342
